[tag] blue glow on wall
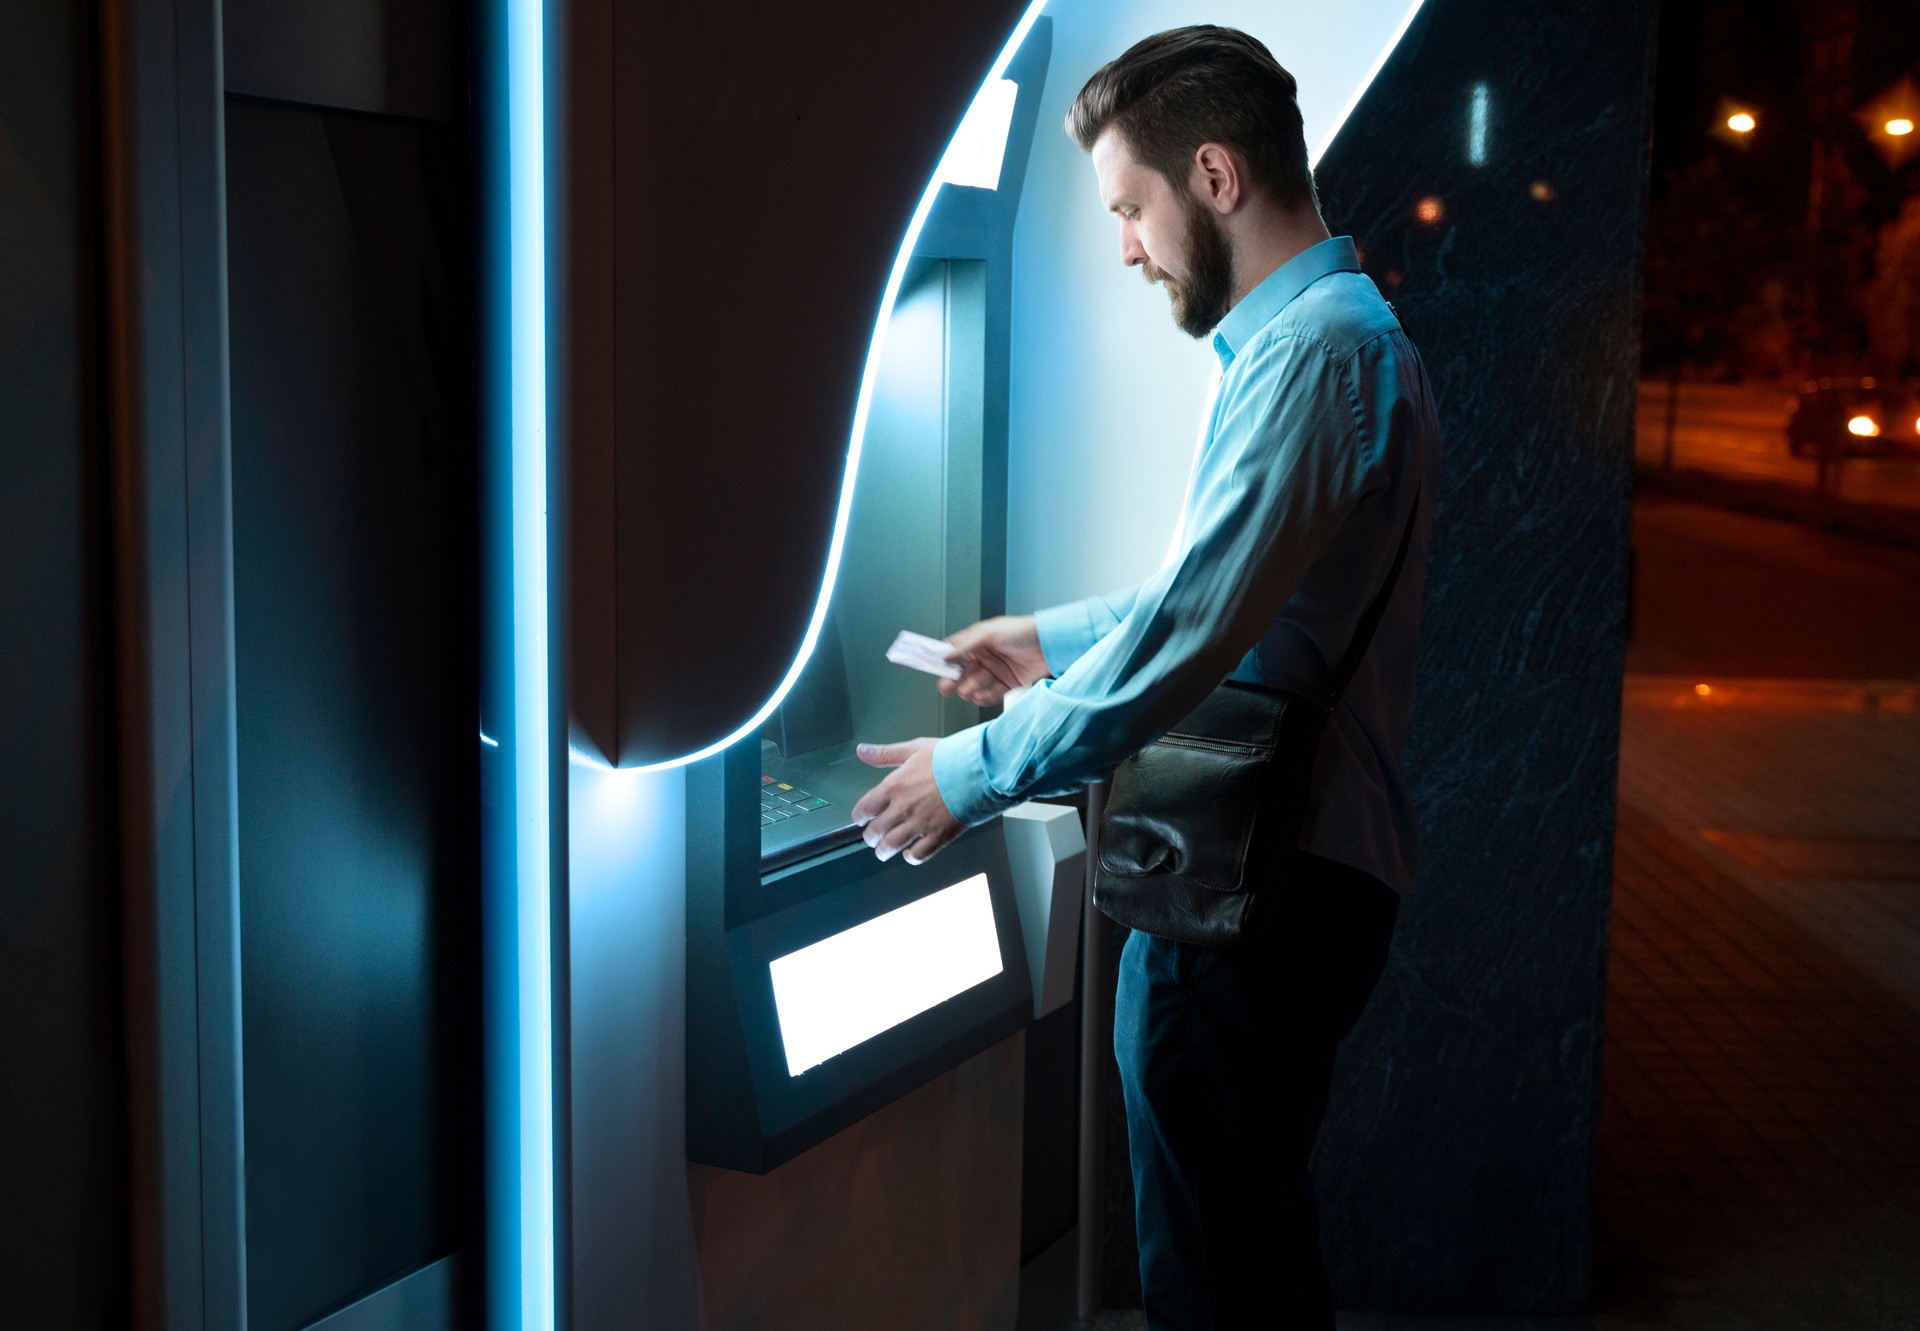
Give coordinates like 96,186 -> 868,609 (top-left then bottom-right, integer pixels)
588,0 -> 1052,775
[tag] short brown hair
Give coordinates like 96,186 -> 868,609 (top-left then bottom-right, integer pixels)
1066,26 -> 1318,213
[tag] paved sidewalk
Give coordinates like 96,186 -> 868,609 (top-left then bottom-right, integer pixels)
1592,678 -> 1920,1330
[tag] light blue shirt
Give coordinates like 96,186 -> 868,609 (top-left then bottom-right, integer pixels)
932,235 -> 1440,893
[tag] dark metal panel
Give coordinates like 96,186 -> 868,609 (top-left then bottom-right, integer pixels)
100,0 -> 248,1321
223,0 -> 459,122
562,0 -> 1033,766
0,0 -> 128,1322
223,98 -> 482,1331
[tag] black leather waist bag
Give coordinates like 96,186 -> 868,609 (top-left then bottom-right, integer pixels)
1093,493 -> 1420,947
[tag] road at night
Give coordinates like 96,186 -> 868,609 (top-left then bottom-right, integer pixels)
1627,494 -> 1920,679
1636,382 -> 1920,513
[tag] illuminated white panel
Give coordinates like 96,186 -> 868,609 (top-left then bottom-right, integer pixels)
937,78 -> 1022,190
769,874 -> 1003,1076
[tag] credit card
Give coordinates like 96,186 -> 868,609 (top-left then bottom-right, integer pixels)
885,630 -> 963,681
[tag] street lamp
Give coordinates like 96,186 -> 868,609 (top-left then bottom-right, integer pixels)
1860,77 -> 1919,166
1727,110 -> 1757,134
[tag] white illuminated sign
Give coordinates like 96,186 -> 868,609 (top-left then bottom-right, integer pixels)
769,874 -> 1004,1076
936,78 -> 1021,191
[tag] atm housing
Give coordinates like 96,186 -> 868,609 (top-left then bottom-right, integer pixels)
672,26 -> 1054,1172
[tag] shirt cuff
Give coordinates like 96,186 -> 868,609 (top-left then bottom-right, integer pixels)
1034,598 -> 1106,677
932,726 -> 1013,828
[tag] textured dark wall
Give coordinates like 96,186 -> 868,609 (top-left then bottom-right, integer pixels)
0,2 -> 129,1324
226,99 -> 481,1331
1309,0 -> 1656,1313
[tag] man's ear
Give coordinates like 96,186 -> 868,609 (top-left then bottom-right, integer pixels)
1191,142 -> 1244,215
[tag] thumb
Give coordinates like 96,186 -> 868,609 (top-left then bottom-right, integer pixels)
856,741 -> 913,768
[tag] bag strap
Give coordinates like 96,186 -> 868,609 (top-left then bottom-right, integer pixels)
1326,486 -> 1423,707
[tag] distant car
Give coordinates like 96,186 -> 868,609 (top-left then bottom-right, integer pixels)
1786,378 -> 1920,458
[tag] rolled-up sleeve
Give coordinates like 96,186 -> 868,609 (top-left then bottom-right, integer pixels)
933,333 -> 1378,825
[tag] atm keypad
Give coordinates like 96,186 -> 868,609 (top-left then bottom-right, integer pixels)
760,775 -> 830,826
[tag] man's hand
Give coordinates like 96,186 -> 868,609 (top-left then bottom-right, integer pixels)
851,738 -> 964,865
940,614 -> 1051,707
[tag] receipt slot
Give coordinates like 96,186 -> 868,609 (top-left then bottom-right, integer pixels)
665,20 -> 1053,1172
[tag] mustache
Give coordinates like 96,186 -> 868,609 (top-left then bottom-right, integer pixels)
1142,262 -> 1176,288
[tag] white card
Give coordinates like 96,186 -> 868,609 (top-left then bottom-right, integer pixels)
886,630 -> 963,681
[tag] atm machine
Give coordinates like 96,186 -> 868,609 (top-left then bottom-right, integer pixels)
678,29 -> 1054,1173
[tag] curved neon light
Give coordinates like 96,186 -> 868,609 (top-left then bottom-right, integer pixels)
589,1 -> 1051,774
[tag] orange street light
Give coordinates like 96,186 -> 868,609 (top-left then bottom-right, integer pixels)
1847,415 -> 1880,437
1861,77 -> 1920,164
1727,111 -> 1757,133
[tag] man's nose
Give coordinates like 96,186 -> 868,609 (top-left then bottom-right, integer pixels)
1119,222 -> 1146,267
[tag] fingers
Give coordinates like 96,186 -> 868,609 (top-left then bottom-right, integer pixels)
951,673 -> 1003,707
968,648 -> 1023,693
874,823 -> 918,862
860,804 -> 916,860
850,782 -> 889,827
856,741 -> 911,768
903,822 -> 959,866
949,650 -> 1019,706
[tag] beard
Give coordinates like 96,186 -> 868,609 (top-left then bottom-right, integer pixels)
1142,194 -> 1235,339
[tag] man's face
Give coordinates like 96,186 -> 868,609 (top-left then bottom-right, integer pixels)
1091,129 -> 1236,339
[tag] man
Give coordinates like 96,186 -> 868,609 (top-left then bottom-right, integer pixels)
852,26 -> 1439,1329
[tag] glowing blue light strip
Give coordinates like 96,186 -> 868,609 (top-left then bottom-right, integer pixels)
1313,0 -> 1429,167
1469,82 -> 1490,165
596,1 -> 1050,774
507,0 -> 554,1321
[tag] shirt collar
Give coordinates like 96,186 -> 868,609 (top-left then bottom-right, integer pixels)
1210,235 -> 1361,368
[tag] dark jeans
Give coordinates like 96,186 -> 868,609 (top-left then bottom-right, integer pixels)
1114,851 -> 1400,1331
